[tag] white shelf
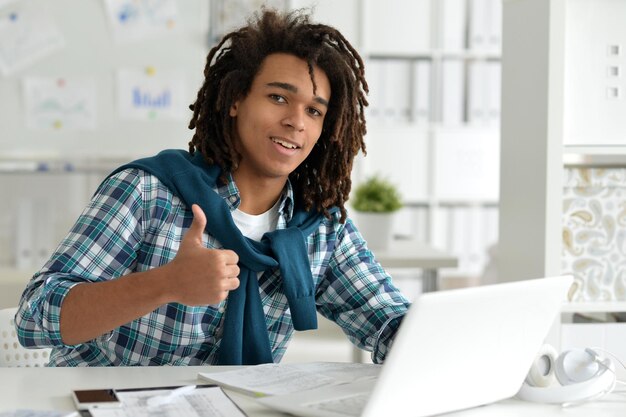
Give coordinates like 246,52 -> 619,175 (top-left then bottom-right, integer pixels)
435,199 -> 499,207
0,156 -> 131,174
563,149 -> 626,167
562,302 -> 626,314
368,51 -> 501,61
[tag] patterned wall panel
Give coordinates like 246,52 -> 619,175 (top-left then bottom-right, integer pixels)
563,168 -> 626,301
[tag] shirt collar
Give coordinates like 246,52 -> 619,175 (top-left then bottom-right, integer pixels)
217,172 -> 295,223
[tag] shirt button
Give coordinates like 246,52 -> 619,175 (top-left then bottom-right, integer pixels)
229,195 -> 237,203
218,307 -> 225,313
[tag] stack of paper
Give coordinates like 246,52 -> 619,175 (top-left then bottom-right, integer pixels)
198,362 -> 381,397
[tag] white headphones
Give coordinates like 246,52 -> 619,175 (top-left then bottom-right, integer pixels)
516,345 -> 616,404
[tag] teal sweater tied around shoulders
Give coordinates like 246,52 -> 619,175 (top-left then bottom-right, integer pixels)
109,149 -> 329,365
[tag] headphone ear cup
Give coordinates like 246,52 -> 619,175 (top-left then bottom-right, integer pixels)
554,348 -> 601,385
525,344 -> 558,387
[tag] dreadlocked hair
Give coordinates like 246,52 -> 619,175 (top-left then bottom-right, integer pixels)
188,8 -> 368,223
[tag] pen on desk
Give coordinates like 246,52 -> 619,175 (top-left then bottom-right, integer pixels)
146,384 -> 197,407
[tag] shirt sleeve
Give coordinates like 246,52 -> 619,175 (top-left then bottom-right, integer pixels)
15,169 -> 147,349
315,216 -> 410,364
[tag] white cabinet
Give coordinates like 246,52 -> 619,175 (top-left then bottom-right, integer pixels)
563,0 -> 626,146
500,0 -> 626,352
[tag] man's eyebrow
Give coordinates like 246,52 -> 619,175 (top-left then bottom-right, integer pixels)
266,81 -> 329,108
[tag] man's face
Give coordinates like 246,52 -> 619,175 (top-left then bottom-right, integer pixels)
229,53 -> 331,182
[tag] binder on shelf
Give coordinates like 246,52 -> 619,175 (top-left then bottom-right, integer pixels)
364,0 -> 430,55
450,206 -> 470,275
467,205 -> 485,277
440,0 -> 467,51
467,61 -> 501,126
364,60 -> 385,122
467,60 -> 487,125
487,0 -> 502,51
431,206 -> 452,254
441,59 -> 465,126
486,61 -> 501,124
469,0 -> 486,51
383,60 -> 412,123
411,60 -> 431,124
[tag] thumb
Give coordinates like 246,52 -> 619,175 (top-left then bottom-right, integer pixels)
183,203 -> 207,245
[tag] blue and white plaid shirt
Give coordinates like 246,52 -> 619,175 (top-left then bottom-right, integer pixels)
16,168 -> 410,366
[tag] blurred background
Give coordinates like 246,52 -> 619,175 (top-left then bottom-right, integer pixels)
1,0 -> 625,366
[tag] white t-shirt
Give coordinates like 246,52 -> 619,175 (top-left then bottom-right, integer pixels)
231,198 -> 280,241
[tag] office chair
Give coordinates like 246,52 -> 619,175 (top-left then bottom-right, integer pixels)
0,307 -> 51,367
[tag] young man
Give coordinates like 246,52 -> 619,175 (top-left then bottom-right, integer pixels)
16,9 -> 409,366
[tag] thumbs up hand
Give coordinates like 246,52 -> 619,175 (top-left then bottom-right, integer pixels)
163,204 -> 240,305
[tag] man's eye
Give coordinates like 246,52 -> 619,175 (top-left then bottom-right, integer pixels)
307,107 -> 322,117
269,94 -> 286,103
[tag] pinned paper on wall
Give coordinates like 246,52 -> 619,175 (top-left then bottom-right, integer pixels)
23,77 -> 97,131
0,6 -> 65,76
103,0 -> 179,43
117,68 -> 187,121
0,0 -> 18,10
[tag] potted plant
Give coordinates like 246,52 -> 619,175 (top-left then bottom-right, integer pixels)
351,175 -> 403,251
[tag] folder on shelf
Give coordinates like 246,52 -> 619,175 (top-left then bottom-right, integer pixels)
467,61 -> 487,125
411,60 -> 431,124
440,0 -> 467,51
382,60 -> 412,123
441,60 -> 465,126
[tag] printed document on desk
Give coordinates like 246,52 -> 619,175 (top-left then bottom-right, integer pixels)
87,385 -> 246,417
198,362 -> 381,396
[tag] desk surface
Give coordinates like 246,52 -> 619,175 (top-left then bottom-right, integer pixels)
1,366 -> 624,416
374,240 -> 458,270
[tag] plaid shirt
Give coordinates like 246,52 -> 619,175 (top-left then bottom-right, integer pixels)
16,168 -> 409,366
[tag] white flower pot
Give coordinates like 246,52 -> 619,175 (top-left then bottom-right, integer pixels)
354,212 -> 394,251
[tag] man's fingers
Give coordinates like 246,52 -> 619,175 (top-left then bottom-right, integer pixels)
183,204 -> 207,245
226,277 -> 240,291
221,249 -> 239,265
224,264 -> 240,278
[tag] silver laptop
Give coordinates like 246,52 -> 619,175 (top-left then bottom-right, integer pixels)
259,275 -> 573,417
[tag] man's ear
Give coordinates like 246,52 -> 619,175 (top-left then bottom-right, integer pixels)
229,101 -> 239,117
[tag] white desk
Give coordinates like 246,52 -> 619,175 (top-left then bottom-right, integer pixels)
374,241 -> 458,293
1,366 -> 624,416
